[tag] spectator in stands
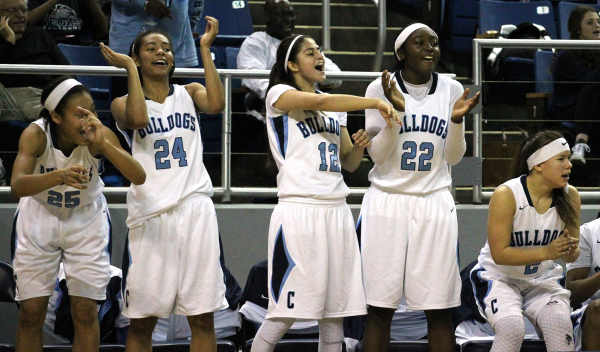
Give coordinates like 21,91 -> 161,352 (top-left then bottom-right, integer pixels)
551,5 -> 600,166
0,0 -> 70,123
26,0 -> 108,45
237,0 -> 342,121
566,216 -> 600,351
109,0 -> 202,68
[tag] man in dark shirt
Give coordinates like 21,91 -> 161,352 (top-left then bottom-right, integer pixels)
0,0 -> 69,121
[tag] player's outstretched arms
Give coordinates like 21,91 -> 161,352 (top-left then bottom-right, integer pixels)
82,108 -> 146,185
11,125 -> 91,197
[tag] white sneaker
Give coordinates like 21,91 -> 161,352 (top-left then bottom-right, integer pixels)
571,143 -> 590,165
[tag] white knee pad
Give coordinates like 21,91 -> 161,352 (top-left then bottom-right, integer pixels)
491,316 -> 526,352
537,298 -> 575,351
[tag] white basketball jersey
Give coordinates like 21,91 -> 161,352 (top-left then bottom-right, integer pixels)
365,72 -> 463,194
567,218 -> 600,303
478,176 -> 567,279
265,84 -> 349,200
29,119 -> 104,209
121,84 -> 213,228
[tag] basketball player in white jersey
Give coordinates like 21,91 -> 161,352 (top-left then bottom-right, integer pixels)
103,18 -> 228,352
10,76 -> 145,352
359,23 -> 480,352
567,217 -> 600,350
471,130 -> 580,352
249,34 -> 400,352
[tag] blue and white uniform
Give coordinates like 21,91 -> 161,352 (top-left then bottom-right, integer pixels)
120,84 -> 227,318
264,84 -> 366,319
13,118 -> 111,301
470,176 -> 571,329
567,218 -> 600,351
359,72 -> 464,310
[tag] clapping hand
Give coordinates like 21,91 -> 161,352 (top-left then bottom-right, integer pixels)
381,70 -> 405,112
200,16 -> 219,48
451,88 -> 480,123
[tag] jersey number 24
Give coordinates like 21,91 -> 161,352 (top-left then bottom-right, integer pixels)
154,137 -> 188,170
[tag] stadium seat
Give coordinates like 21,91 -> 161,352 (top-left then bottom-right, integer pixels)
479,0 -> 557,38
56,44 -> 111,126
535,50 -> 555,94
558,1 -> 600,38
195,0 -> 253,50
246,338 -> 350,352
460,339 -> 547,351
443,0 -> 480,54
225,47 -> 243,91
0,345 -> 13,352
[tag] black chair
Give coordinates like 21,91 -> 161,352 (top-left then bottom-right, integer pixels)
0,261 -> 16,303
44,344 -> 124,351
246,338 -> 348,352
0,344 -> 14,352
151,340 -> 237,352
461,339 -> 547,352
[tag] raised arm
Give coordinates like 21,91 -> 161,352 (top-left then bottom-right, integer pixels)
83,108 -> 146,185
101,43 -> 149,130
27,0 -> 60,25
187,16 -> 225,114
11,125 -> 90,198
488,186 -> 575,266
365,73 -> 403,165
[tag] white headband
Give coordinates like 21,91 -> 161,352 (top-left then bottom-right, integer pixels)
44,79 -> 83,113
394,23 -> 434,60
526,138 -> 570,171
284,35 -> 303,73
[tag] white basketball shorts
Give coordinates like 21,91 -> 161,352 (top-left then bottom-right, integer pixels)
359,186 -> 461,310
122,195 -> 228,319
266,199 -> 367,320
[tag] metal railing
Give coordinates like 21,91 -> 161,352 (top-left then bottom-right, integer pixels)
472,39 -> 600,203
0,65 -> 444,201
320,0 -> 386,71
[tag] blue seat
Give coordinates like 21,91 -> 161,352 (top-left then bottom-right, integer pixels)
535,50 -> 555,93
444,0 -> 480,54
479,0 -> 557,39
224,47 -> 243,91
57,44 -> 111,126
195,0 -> 253,46
558,1 -> 600,38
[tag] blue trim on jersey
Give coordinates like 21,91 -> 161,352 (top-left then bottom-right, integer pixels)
429,72 -> 439,94
145,84 -> 174,101
270,115 -> 289,159
394,71 -> 439,95
470,267 -> 492,318
456,242 -> 460,269
10,210 -> 19,262
105,211 -> 112,259
520,175 -> 535,207
356,215 -> 362,251
121,231 -> 131,293
271,225 -> 296,304
121,129 -> 134,149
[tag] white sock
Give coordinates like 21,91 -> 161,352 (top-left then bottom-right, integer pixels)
318,318 -> 344,352
251,318 -> 295,352
491,316 -> 525,352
